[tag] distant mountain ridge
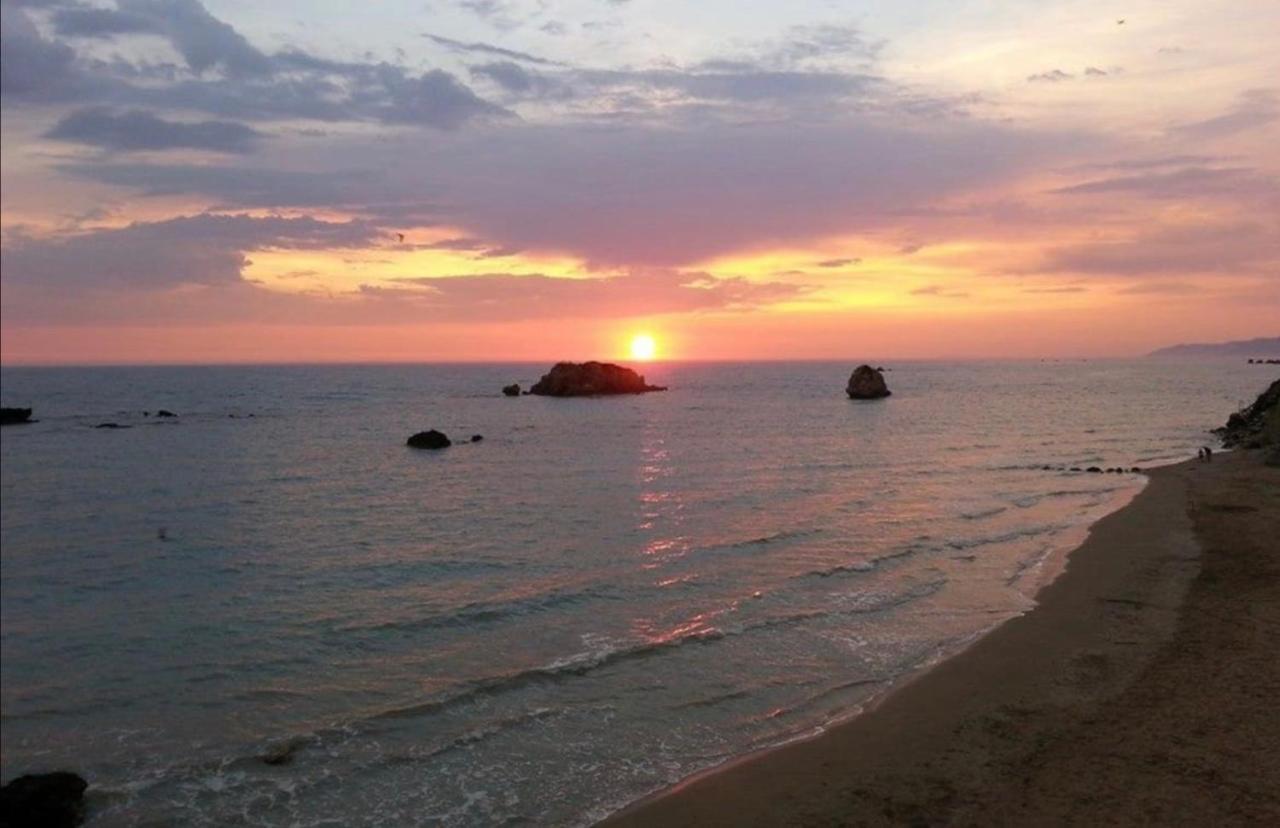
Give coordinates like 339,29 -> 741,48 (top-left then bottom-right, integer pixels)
1148,337 -> 1280,358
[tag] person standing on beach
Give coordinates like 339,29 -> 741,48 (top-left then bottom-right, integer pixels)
1204,446 -> 1213,462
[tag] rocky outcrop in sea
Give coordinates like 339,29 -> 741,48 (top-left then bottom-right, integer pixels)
846,365 -> 891,399
529,362 -> 666,397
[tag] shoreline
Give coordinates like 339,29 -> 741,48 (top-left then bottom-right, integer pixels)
603,449 -> 1280,826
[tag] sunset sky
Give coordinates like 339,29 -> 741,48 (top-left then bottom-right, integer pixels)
2,0 -> 1277,363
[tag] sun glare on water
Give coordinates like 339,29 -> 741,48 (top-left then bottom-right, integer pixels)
629,334 -> 657,361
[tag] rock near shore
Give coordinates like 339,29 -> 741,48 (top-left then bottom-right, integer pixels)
1213,378 -> 1280,450
0,407 -> 33,425
406,429 -> 451,449
846,365 -> 891,399
0,771 -> 88,828
529,362 -> 666,397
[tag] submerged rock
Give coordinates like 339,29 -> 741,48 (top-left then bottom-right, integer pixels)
529,362 -> 666,397
502,383 -> 521,397
846,365 -> 891,399
0,771 -> 88,828
94,423 -> 129,429
407,430 -> 451,449
0,407 -> 33,425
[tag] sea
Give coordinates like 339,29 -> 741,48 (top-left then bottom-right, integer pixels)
0,360 -> 1268,826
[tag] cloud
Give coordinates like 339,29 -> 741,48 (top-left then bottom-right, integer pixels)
817,257 -> 860,268
1050,166 -> 1276,200
910,284 -> 968,298
371,269 -> 810,320
470,61 -> 562,97
0,213 -> 808,325
119,0 -> 274,77
423,33 -> 561,66
45,107 -> 265,153
51,5 -> 159,37
1027,69 -> 1072,83
1,214 -> 382,289
5,1 -> 507,130
57,116 -> 1079,266
1172,89 -> 1278,139
0,5 -> 78,97
1037,222 -> 1279,277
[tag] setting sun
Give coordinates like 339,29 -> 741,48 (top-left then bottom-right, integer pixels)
629,334 -> 657,361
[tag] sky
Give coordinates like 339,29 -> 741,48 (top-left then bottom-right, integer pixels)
1,0 -> 1277,363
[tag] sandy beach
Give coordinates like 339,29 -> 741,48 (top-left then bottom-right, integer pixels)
605,448 -> 1280,826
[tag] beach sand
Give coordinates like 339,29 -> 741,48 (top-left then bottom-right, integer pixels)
605,449 -> 1280,826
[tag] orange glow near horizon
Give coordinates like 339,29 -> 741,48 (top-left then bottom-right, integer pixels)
629,334 -> 657,361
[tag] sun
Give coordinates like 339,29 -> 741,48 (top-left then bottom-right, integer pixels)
629,334 -> 657,361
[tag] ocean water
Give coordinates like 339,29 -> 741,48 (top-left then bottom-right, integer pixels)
0,360 -> 1267,826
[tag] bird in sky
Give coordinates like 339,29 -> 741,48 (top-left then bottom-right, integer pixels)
1117,18 -> 1125,25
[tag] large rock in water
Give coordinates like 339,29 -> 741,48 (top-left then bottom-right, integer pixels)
529,362 -> 666,397
502,383 -> 521,397
406,429 -> 451,449
1213,378 -> 1280,449
846,365 -> 891,399
0,407 -> 33,425
0,771 -> 88,828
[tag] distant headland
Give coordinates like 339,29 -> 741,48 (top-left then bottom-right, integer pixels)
1148,336 -> 1280,358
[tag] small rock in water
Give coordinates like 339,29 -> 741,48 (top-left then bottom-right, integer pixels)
502,383 -> 521,397
0,771 -> 88,828
470,434 -> 484,443
155,410 -> 177,418
407,429 -> 451,449
1086,466 -> 1102,473
846,365 -> 891,399
94,423 -> 129,429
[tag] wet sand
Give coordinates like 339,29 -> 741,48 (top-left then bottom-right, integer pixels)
605,450 -> 1280,826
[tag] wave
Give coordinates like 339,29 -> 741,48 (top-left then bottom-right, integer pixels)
365,627 -> 726,725
722,527 -> 822,550
336,584 -> 611,634
945,524 -> 1062,551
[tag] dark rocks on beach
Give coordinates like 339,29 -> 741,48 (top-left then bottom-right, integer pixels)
1086,466 -> 1103,473
502,383 -> 521,397
407,430 -> 451,449
261,740 -> 302,767
0,771 -> 88,828
0,407 -> 33,425
846,365 -> 891,399
1213,379 -> 1280,449
529,362 -> 666,397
